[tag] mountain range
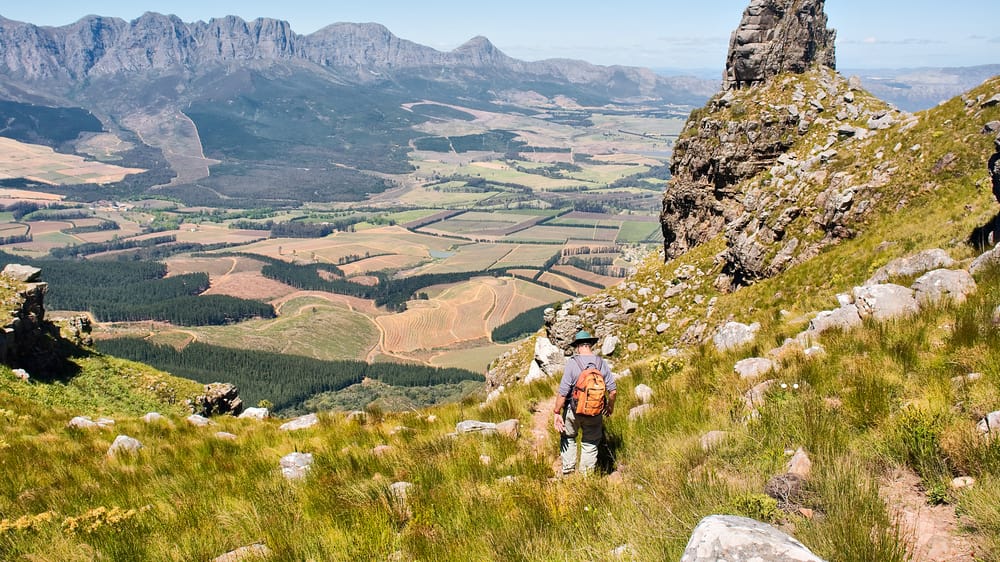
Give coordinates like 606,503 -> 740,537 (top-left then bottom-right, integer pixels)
0,13 -> 716,207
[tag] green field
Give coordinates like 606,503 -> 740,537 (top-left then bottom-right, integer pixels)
190,296 -> 379,361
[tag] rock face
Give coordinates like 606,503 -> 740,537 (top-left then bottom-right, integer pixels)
0,265 -> 60,372
681,515 -> 825,561
723,0 -> 836,91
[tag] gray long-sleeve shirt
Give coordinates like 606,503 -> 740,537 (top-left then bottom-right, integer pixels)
557,353 -> 616,399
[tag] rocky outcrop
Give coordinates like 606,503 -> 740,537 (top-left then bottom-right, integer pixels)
723,0 -> 836,91
662,0 -> 915,289
193,382 -> 244,416
0,265 -> 61,374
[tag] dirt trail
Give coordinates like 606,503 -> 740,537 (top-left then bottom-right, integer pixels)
530,396 -> 562,476
880,468 -> 977,561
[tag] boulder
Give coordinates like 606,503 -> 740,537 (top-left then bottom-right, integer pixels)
865,249 -> 956,285
712,322 -> 761,352
853,284 -> 918,321
785,447 -> 812,477
970,245 -> 1000,275
279,413 -> 318,431
496,419 -> 520,439
764,472 -> 808,507
346,410 -> 366,422
734,357 -> 777,380
280,452 -> 313,480
681,515 -> 825,562
11,368 -> 29,381
194,382 -> 244,417
951,476 -> 976,490
372,445 -> 393,456
186,414 -> 212,427
524,361 -> 547,385
1,264 -> 41,282
700,430 -> 729,451
600,335 -> 619,356
620,298 -> 639,314
212,543 -> 272,562
68,416 -> 99,430
238,407 -> 270,420
485,385 -> 505,404
744,380 -> 776,410
977,411 -> 1000,435
455,420 -> 497,435
534,336 -> 566,377
214,431 -> 238,441
808,304 -> 861,333
655,322 -> 669,334
108,435 -> 143,457
626,343 -> 639,353
628,404 -> 652,421
142,412 -> 166,424
633,384 -> 653,404
911,269 -> 977,305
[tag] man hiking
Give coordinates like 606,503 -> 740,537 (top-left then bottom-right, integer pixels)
553,330 -> 617,475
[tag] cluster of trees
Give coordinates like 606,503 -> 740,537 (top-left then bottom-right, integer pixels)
0,234 -> 31,245
562,245 -> 620,256
565,257 -> 628,279
64,221 -> 120,234
48,235 -> 177,259
0,252 -> 275,325
94,339 -> 482,413
491,303 -> 553,343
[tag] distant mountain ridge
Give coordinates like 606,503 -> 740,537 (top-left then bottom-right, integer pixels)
0,13 -> 712,99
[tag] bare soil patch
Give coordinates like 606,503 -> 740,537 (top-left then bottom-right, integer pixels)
880,467 -> 978,561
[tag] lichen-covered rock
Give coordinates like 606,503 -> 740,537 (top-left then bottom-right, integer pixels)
455,420 -> 497,435
186,414 -> 212,427
237,407 -> 270,420
808,304 -> 862,333
279,452 -> 313,480
911,269 -> 977,305
734,357 -> 777,380
633,384 -> 653,404
681,515 -> 825,561
865,249 -> 957,285
853,284 -> 918,321
496,419 -> 520,439
713,321 -> 761,352
1,264 -> 41,282
279,413 -> 318,431
108,435 -> 143,457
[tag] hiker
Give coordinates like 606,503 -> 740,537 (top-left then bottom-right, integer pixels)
553,330 -> 617,475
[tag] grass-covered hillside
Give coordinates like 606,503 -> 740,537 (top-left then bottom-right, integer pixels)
1,73 -> 999,560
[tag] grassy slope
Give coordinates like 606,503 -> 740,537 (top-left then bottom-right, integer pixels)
1,75 -> 999,560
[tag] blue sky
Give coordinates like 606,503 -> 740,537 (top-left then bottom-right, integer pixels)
2,1 -> 997,71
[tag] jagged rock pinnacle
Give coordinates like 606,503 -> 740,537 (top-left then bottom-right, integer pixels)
723,0 -> 836,90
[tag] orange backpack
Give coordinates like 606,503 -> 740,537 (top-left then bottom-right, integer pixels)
571,357 -> 606,416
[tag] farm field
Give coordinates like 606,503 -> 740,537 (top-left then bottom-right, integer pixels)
0,137 -> 145,185
508,224 -> 620,242
376,276 -> 567,359
538,271 -> 604,296
551,264 -> 625,287
232,226 -> 462,264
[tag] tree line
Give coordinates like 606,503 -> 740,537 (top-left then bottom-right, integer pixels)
491,303 -> 554,343
0,252 -> 275,325
94,339 -> 483,413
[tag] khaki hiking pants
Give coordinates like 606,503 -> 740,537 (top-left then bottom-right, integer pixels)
560,408 -> 603,475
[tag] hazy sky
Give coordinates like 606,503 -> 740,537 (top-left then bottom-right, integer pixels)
2,1 -> 997,72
